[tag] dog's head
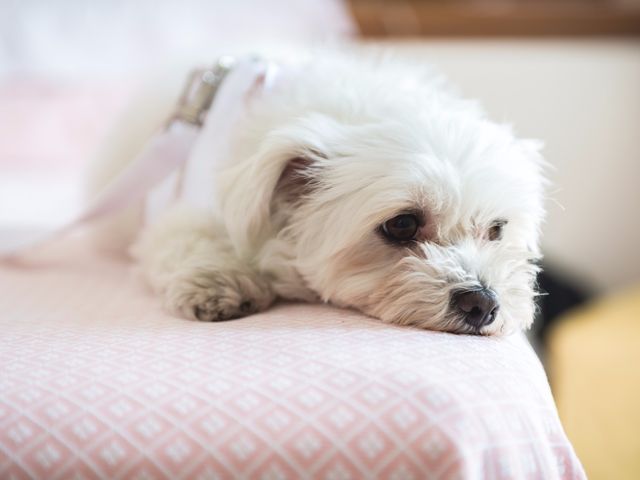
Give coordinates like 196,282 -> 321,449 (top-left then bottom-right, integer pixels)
221,60 -> 546,335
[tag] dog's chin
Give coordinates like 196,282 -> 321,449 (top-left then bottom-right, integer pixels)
443,311 -> 518,336
360,300 -> 529,336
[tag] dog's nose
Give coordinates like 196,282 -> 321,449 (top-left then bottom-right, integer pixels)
454,288 -> 499,328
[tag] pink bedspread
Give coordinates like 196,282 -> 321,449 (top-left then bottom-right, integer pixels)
0,240 -> 585,479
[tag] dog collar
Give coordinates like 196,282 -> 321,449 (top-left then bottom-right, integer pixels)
171,56 -> 237,127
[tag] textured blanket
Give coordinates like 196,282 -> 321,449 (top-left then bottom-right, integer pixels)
0,240 -> 584,479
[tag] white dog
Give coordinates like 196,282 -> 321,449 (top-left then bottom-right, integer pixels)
89,53 -> 545,335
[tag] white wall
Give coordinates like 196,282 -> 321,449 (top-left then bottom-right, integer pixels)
382,39 -> 640,292
0,0 -> 353,78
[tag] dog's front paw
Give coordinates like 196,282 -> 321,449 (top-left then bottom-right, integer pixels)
192,296 -> 259,322
166,270 -> 274,322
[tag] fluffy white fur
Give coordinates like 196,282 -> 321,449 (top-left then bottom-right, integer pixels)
91,53 -> 546,335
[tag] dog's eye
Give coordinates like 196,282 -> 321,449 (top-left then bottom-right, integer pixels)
488,220 -> 507,241
382,214 -> 419,242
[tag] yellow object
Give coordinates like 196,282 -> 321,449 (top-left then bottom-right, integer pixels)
549,286 -> 640,480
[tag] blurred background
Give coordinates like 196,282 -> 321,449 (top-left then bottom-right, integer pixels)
1,1 -> 639,478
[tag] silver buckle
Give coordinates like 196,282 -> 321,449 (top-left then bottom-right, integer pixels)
170,56 -> 236,127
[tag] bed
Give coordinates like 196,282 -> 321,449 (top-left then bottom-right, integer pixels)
0,1 -> 594,476
0,239 -> 585,479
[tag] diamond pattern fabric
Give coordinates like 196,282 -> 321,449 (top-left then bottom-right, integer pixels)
0,240 -> 585,479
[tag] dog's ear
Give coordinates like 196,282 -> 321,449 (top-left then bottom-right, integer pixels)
221,150 -> 321,258
273,155 -> 317,203
219,118 -> 339,258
